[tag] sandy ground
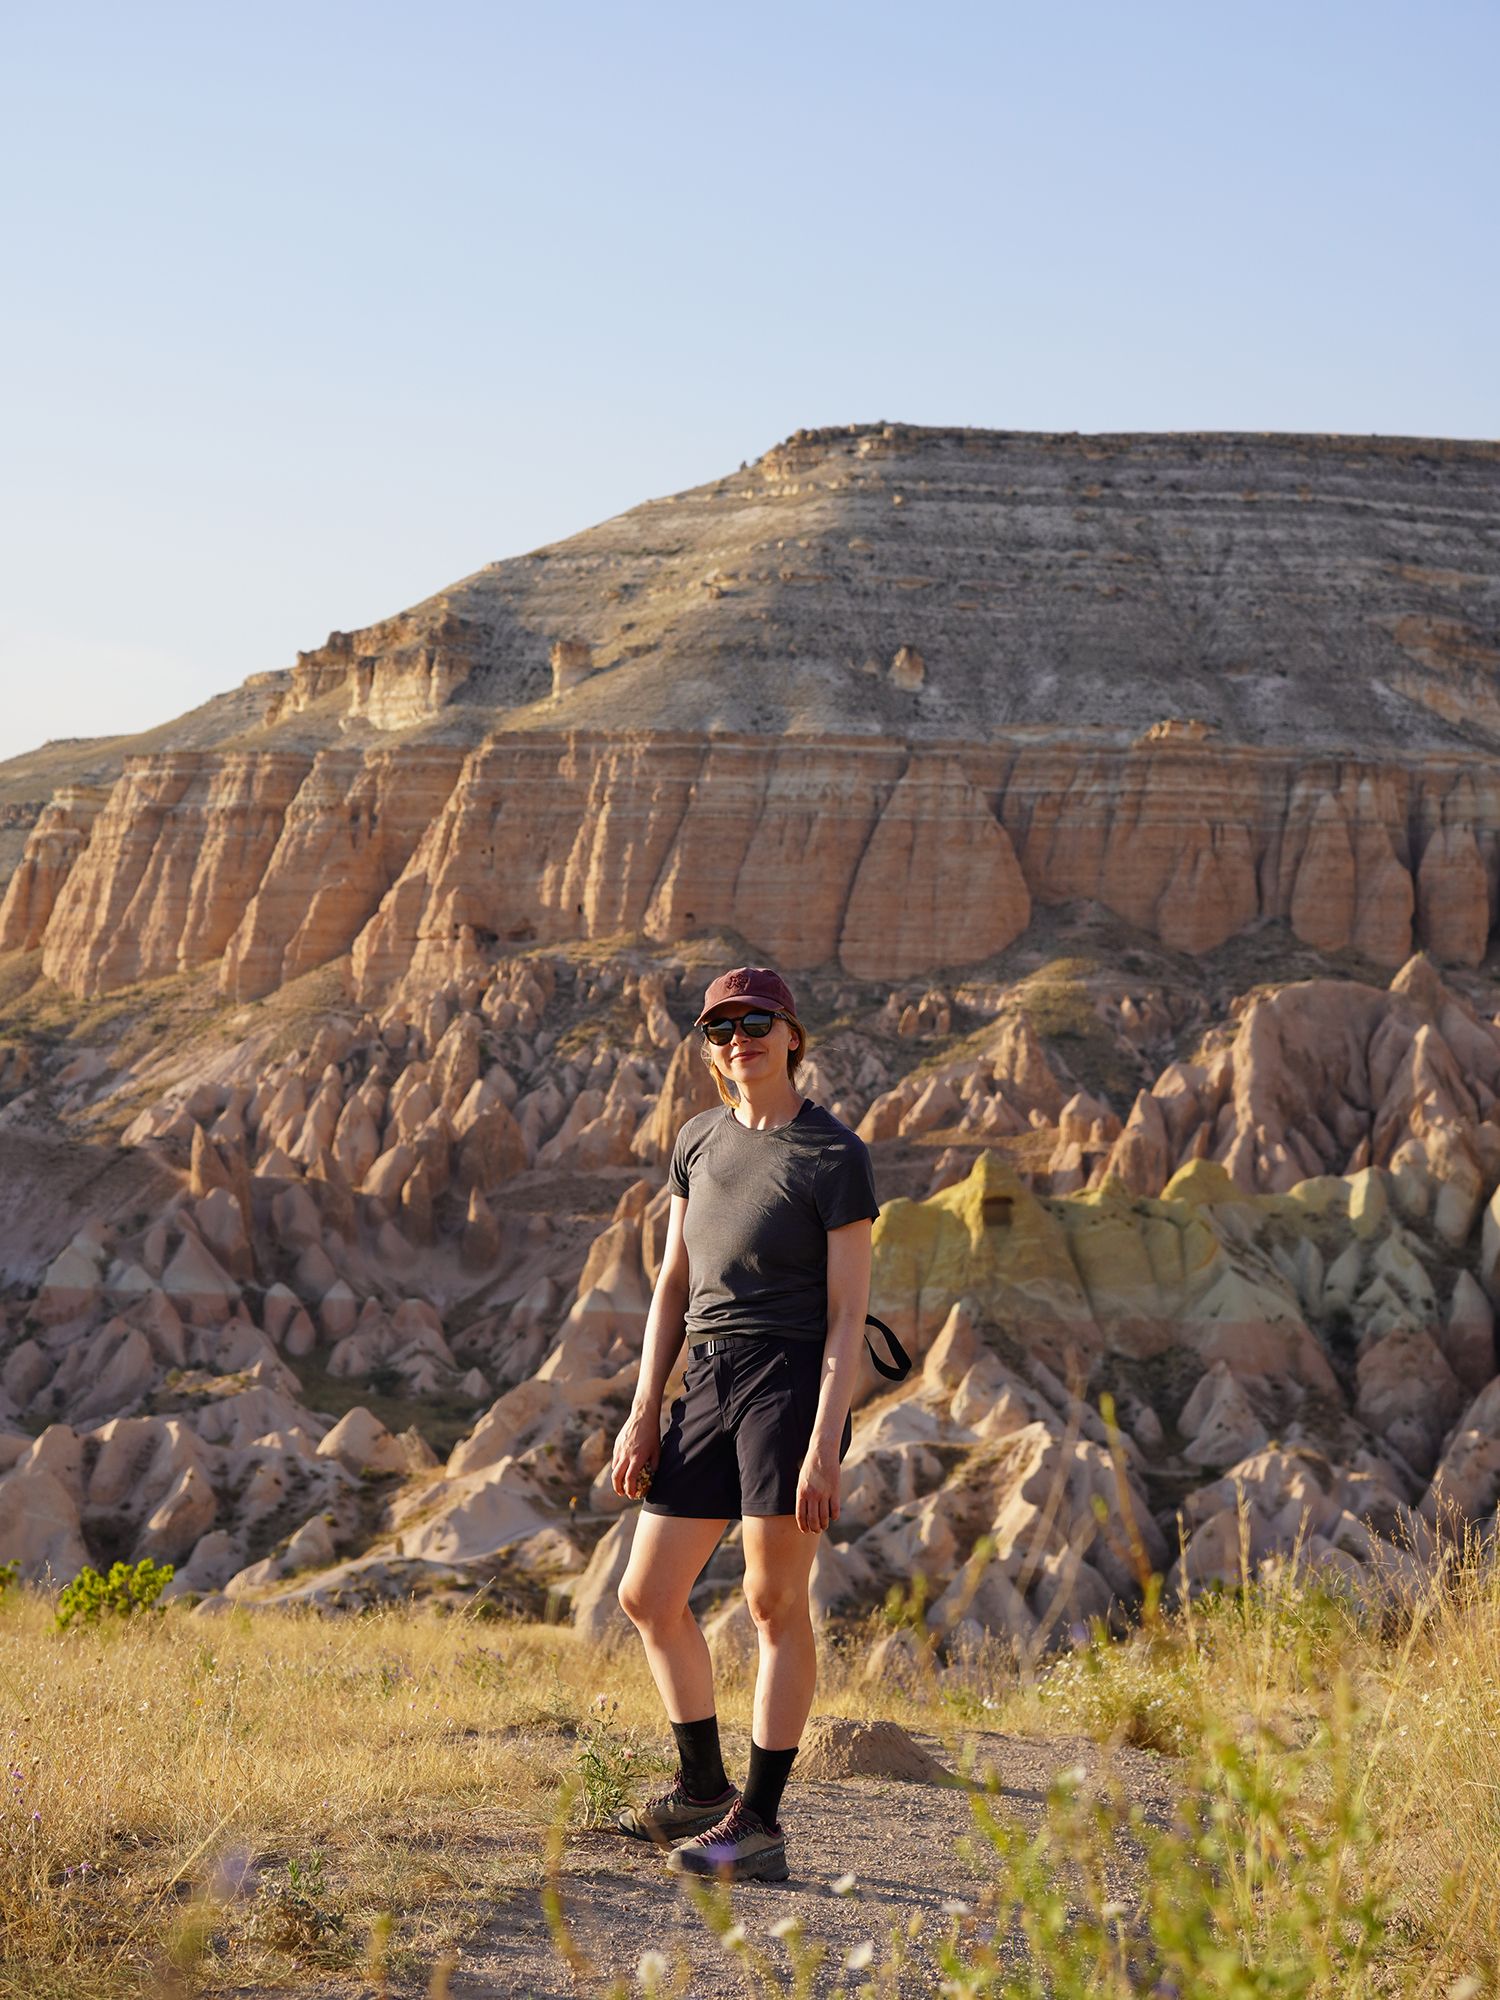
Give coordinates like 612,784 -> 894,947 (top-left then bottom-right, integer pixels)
438,1730 -> 1174,2000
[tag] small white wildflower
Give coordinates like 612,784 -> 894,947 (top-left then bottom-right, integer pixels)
1059,1763 -> 1087,1788
1101,1900 -> 1127,1922
845,1940 -> 874,1972
940,1898 -> 972,1917
1447,1980 -> 1482,2000
831,1871 -> 858,1896
719,1923 -> 745,1953
636,1949 -> 668,1987
769,1915 -> 802,1939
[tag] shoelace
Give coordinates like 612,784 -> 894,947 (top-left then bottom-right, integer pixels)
701,1798 -> 758,1843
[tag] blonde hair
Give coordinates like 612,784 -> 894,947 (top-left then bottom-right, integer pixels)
701,1013 -> 808,1108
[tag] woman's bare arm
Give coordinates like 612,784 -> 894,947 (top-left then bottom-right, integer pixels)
610,1193 -> 690,1499
796,1216 -> 872,1534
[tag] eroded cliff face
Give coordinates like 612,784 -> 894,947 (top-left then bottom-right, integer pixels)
220,747 -> 467,1001
347,735 -> 1038,999
1005,741 -> 1500,966
9,730 -> 1499,1005
39,755 -> 314,997
0,786 -> 108,952
266,607 -> 496,732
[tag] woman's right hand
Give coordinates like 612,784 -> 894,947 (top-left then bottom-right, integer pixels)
610,1403 -> 662,1500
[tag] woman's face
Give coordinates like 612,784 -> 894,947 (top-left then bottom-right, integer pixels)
703,1003 -> 799,1090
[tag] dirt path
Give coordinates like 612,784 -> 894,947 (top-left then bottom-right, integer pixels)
447,1731 -> 1175,1999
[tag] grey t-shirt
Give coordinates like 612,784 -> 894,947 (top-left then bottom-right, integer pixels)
668,1099 -> 880,1346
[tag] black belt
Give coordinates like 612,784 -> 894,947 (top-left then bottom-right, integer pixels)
694,1316 -> 912,1381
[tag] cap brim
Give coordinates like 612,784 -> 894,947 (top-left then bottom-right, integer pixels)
694,995 -> 783,1026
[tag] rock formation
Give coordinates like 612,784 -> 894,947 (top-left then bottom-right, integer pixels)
2,422 -> 1500,1651
4,427 -> 1498,999
0,918 -> 1497,1646
1095,955 -> 1500,1227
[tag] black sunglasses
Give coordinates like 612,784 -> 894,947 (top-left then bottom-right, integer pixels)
700,1009 -> 784,1046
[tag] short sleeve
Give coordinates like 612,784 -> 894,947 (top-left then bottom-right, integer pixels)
813,1135 -> 880,1231
668,1121 -> 692,1198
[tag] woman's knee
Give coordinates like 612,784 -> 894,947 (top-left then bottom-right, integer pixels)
618,1566 -> 688,1634
742,1574 -> 810,1638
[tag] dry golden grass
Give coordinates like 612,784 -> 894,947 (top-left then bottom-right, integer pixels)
2,1588 -> 826,1998
0,1596 -> 604,1996
2,1553 -> 1498,1997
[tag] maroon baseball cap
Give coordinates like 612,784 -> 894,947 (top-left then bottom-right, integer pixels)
694,965 -> 798,1026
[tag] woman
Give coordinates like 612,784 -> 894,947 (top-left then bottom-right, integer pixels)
610,965 -> 879,1884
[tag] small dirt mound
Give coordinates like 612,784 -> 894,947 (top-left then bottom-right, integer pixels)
796,1717 -> 953,1785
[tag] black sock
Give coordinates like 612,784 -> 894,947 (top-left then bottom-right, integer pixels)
670,1716 -> 729,1802
742,1741 -> 797,1829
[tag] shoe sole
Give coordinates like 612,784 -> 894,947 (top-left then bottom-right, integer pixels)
666,1847 -> 790,1884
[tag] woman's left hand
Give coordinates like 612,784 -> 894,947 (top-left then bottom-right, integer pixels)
796,1437 -> 841,1536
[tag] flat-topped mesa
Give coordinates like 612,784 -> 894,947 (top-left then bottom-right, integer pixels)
214,425 -> 1500,750
3,426 -> 1498,1000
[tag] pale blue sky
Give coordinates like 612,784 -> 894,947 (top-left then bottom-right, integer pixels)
2,1 -> 1495,764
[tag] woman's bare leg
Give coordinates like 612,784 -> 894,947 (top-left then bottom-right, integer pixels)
617,1513 -> 730,1722
740,1516 -> 820,1749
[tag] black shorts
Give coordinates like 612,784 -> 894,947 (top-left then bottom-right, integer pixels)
643,1334 -> 853,1521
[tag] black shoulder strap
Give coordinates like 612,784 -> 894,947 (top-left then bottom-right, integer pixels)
862,1312 -> 912,1382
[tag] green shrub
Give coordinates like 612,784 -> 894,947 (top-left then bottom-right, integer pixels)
0,1560 -> 19,1602
572,1693 -> 660,1828
1030,1626 -> 1204,1756
242,1850 -> 356,1967
54,1557 -> 174,1631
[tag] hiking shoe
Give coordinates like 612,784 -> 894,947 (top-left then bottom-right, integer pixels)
665,1798 -> 789,1883
617,1778 -> 740,1845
